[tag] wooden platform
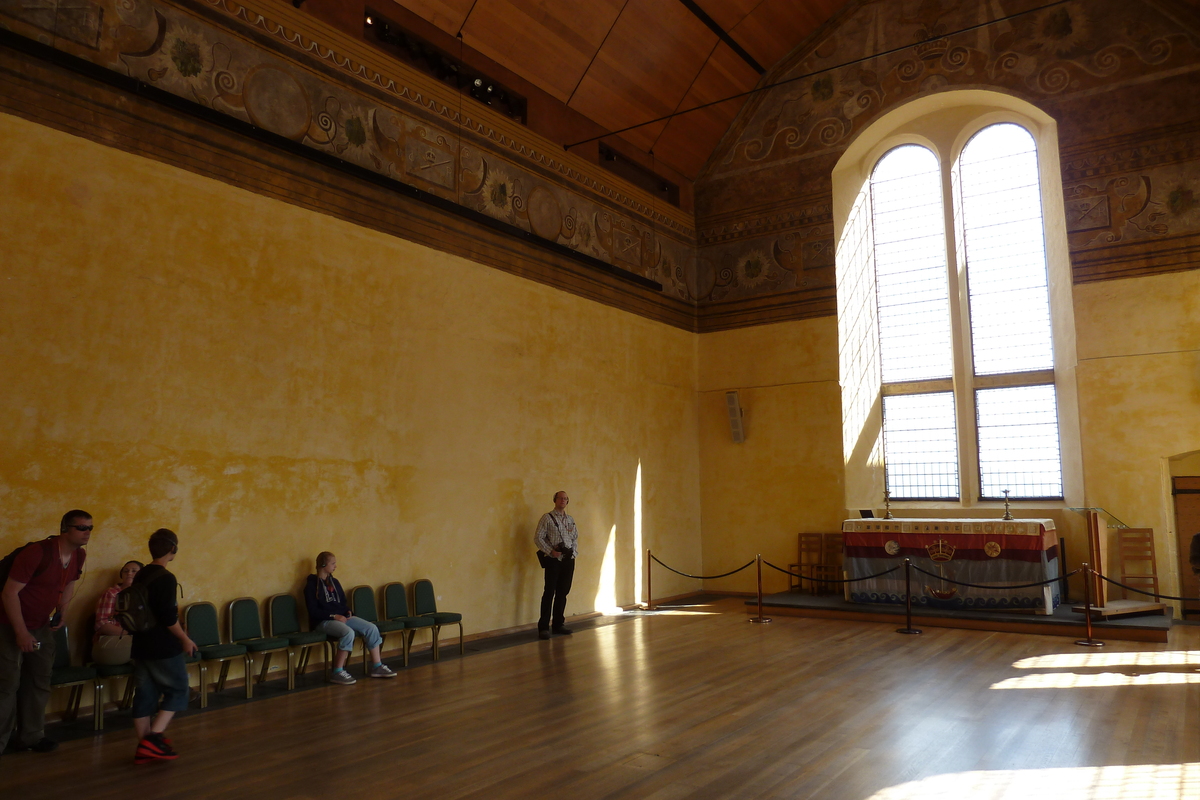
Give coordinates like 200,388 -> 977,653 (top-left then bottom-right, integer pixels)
750,592 -> 1172,642
1072,598 -> 1169,618
4,598 -> 1198,800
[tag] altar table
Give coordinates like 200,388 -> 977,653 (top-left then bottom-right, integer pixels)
841,518 -> 1061,614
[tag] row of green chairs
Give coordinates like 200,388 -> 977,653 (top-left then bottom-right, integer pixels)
348,579 -> 464,666
51,579 -> 463,722
178,579 -> 462,707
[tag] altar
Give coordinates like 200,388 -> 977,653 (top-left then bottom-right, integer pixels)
841,518 -> 1061,614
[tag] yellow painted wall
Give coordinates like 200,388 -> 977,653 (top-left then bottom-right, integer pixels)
0,112 -> 702,692
4,101 -> 1199,710
1074,269 -> 1200,599
696,318 -> 846,594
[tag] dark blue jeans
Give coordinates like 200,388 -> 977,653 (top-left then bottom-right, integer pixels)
132,654 -> 190,718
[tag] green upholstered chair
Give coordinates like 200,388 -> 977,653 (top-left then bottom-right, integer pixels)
50,626 -> 102,731
349,585 -> 406,670
267,593 -> 334,682
184,602 -> 248,708
412,579 -> 463,661
93,661 -> 135,717
229,597 -> 293,693
382,581 -> 434,667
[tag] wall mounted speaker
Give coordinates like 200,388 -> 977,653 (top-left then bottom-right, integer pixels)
725,390 -> 745,443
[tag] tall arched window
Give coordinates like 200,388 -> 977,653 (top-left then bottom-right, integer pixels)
837,95 -> 1076,509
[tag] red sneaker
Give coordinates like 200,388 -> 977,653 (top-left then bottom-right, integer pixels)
134,733 -> 178,764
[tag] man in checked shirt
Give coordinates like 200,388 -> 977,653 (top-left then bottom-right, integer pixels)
534,491 -> 579,640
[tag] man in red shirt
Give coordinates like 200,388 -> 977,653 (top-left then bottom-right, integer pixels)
0,509 -> 90,756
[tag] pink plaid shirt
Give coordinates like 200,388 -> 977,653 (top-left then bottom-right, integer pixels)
94,585 -> 120,632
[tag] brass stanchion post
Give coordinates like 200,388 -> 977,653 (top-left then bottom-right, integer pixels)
750,553 -> 772,624
896,558 -> 921,635
646,548 -> 653,611
1075,563 -> 1104,647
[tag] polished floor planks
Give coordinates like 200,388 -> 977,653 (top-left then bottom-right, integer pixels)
2,598 -> 1198,799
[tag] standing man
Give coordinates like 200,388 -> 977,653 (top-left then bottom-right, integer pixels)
0,509 -> 91,756
130,529 -> 197,764
535,491 -> 579,640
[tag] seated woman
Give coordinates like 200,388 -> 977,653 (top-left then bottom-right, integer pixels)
93,560 -> 143,665
304,551 -> 397,685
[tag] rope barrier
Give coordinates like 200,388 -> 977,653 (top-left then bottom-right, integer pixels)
1094,572 -> 1200,604
907,563 -> 1082,591
648,554 -> 756,581
762,560 -> 900,584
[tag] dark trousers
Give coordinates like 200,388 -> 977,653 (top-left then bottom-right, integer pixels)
0,623 -> 55,752
538,556 -> 575,631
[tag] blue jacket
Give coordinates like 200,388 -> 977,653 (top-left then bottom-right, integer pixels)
304,574 -> 350,628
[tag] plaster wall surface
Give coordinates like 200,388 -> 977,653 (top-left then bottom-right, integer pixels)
0,112 -> 703,685
1073,269 -> 1200,598
696,318 -> 845,594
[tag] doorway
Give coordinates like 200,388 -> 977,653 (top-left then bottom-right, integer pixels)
1174,476 -> 1200,618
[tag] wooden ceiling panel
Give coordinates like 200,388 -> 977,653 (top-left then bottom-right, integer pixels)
569,0 -> 718,152
460,0 -> 626,103
731,0 -> 845,73
394,0 -> 476,36
652,41 -> 759,178
692,0 -> 759,33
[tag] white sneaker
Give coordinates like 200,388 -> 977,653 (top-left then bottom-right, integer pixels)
369,663 -> 397,678
329,669 -> 356,685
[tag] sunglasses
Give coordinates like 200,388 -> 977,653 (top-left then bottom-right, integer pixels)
70,525 -> 94,532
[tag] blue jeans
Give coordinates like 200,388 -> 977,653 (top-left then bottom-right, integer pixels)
317,617 -> 382,653
132,654 -> 190,718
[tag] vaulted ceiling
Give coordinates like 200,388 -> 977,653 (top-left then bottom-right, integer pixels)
394,0 -> 848,179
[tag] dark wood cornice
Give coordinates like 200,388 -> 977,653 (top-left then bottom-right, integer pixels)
695,287 -> 836,333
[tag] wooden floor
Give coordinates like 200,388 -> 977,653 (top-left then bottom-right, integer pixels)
3,598 -> 1199,800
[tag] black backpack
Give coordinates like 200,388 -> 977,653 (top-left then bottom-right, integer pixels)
0,539 -> 55,589
115,570 -> 170,633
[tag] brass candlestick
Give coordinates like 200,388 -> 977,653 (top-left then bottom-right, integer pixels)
1002,489 -> 1013,520
884,489 -> 894,519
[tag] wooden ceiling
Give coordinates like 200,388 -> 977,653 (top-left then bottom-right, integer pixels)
394,0 -> 847,179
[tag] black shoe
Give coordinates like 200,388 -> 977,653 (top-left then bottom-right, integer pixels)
538,629 -> 551,640
552,626 -> 573,635
6,737 -> 57,754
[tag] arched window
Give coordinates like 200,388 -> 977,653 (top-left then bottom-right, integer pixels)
836,94 -> 1078,509
956,124 -> 1062,500
870,145 -> 958,499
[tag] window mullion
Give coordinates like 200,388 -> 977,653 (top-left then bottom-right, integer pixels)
945,160 -> 978,506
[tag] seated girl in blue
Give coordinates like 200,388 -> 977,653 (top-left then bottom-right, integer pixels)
303,552 -> 396,684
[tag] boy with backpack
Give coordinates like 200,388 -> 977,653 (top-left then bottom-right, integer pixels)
129,528 -> 197,765
0,510 -> 91,758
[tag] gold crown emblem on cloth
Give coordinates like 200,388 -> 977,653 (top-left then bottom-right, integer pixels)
925,539 -> 956,562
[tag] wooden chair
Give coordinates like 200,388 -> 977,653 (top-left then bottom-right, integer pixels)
382,581 -> 435,667
267,593 -> 333,683
1116,528 -> 1159,601
794,533 -> 825,595
184,602 -> 248,708
412,579 -> 463,661
50,626 -> 102,731
814,533 -> 844,596
349,585 -> 407,670
229,597 -> 293,693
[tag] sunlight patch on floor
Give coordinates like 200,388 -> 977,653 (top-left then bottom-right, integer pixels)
865,762 -> 1200,800
1013,651 -> 1200,669
991,672 -> 1200,689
